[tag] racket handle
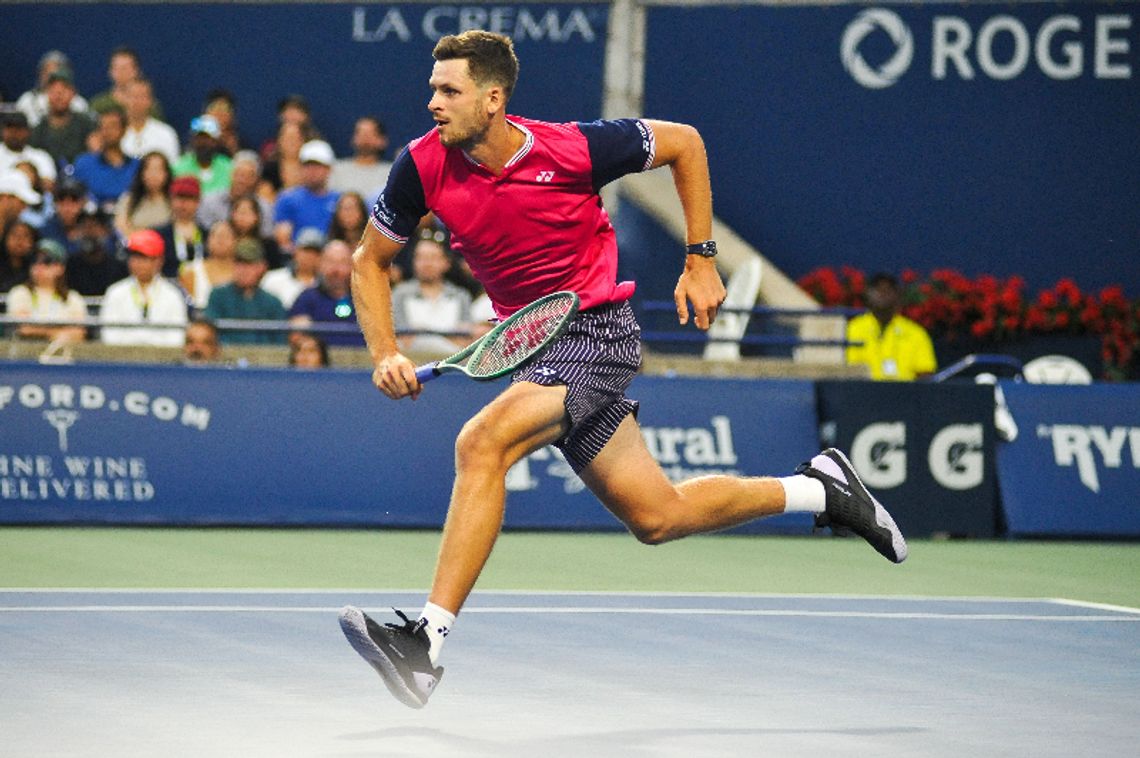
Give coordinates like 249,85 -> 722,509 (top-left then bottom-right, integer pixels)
415,362 -> 441,383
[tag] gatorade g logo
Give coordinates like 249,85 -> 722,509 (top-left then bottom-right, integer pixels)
851,422 -> 907,488
841,8 -> 915,89
851,421 -> 984,489
928,423 -> 984,491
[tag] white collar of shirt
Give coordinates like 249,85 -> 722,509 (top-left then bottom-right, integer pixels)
461,118 -> 534,170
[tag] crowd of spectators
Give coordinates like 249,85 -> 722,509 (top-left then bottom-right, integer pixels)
0,46 -> 495,366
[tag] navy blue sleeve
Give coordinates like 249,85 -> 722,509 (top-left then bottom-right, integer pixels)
370,145 -> 428,243
576,118 -> 656,193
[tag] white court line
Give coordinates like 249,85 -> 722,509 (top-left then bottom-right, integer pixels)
1,605 -> 1137,622
0,588 -> 1102,604
1049,598 -> 1140,616
3,590 -> 1138,617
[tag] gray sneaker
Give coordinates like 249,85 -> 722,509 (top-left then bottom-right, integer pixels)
339,606 -> 444,709
797,448 -> 908,563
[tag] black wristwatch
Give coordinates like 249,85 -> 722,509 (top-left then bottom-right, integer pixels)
686,240 -> 718,258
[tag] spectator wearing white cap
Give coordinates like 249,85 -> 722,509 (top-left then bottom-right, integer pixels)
273,139 -> 339,255
172,115 -> 232,196
0,112 -> 58,191
15,50 -> 91,128
0,169 -> 42,229
99,229 -> 187,347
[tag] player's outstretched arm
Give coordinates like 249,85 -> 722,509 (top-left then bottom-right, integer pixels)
352,224 -> 422,400
642,119 -> 726,330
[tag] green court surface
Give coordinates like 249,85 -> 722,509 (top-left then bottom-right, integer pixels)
2,528 -> 1137,607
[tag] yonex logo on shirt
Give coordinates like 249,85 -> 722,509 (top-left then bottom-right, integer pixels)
536,170 -> 556,182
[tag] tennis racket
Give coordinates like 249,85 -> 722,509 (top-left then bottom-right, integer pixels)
414,290 -> 580,383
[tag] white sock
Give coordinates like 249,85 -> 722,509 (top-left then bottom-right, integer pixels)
777,475 -> 826,513
418,602 -> 455,666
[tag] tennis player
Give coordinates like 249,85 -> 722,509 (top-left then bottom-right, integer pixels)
341,30 -> 907,709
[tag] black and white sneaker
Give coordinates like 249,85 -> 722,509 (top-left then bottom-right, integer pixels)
797,448 -> 908,564
339,606 -> 444,709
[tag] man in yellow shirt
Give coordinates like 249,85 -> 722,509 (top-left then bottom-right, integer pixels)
846,273 -> 937,380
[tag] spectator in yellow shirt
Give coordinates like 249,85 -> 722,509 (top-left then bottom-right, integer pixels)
846,272 -> 937,380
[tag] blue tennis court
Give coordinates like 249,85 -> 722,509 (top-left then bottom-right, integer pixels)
2,589 -> 1137,757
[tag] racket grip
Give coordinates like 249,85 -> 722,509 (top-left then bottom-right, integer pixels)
415,362 -> 441,383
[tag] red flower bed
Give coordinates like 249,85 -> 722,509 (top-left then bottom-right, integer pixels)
798,267 -> 1140,380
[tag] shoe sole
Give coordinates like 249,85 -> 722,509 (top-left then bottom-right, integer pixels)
338,606 -> 427,709
825,448 -> 908,564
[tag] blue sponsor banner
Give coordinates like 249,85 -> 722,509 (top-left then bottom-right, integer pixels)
997,382 -> 1140,537
644,2 -> 1140,296
0,3 -> 607,170
505,376 -> 820,533
0,363 -> 817,532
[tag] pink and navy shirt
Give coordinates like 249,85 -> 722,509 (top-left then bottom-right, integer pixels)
370,116 -> 656,317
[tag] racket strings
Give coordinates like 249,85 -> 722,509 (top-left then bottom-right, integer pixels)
468,300 -> 572,376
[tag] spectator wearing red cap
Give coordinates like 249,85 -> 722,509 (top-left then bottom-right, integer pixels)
155,175 -> 207,278
99,229 -> 187,347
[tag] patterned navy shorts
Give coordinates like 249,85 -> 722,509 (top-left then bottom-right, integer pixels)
512,300 -> 641,473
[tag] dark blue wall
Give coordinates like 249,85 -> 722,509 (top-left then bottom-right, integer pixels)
643,3 -> 1140,296
3,2 -> 1136,297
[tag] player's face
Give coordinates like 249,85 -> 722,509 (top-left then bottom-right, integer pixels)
428,59 -> 491,149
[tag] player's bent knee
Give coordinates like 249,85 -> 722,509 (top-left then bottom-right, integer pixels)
454,416 -> 507,470
622,512 -> 675,546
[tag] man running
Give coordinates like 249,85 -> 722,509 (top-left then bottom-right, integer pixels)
341,30 -> 907,710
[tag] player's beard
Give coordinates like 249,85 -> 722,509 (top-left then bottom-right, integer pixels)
439,103 -> 491,150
